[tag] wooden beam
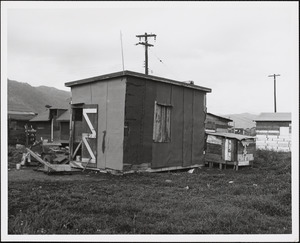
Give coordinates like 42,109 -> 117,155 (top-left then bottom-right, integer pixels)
26,148 -> 57,171
72,140 -> 82,159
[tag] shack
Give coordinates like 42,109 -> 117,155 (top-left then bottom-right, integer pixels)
8,104 -> 36,145
205,132 -> 256,170
254,112 -> 291,152
65,70 -> 212,172
205,113 -> 233,133
30,107 -> 68,143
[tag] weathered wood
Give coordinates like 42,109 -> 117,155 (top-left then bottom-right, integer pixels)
26,148 -> 57,171
69,119 -> 75,162
72,140 -> 82,159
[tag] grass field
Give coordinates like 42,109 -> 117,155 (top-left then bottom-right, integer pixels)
7,150 -> 291,234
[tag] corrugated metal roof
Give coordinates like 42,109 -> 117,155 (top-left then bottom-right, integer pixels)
254,112 -> 291,122
65,70 -> 212,93
206,132 -> 255,141
8,103 -> 34,112
30,110 -> 50,122
206,113 -> 233,122
8,112 -> 36,121
56,110 -> 70,121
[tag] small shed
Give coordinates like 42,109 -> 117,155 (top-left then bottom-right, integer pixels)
205,132 -> 256,170
254,112 -> 291,152
205,113 -> 233,133
8,104 -> 36,145
65,70 -> 212,172
30,108 -> 68,142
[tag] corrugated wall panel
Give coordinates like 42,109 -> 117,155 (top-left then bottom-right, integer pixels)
192,90 -> 205,165
142,80 -> 156,164
123,78 -> 146,165
169,85 -> 184,167
71,78 -> 126,170
182,88 -> 193,167
105,78 -> 126,171
151,83 -> 172,168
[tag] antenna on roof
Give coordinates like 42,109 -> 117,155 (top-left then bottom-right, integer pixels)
120,31 -> 125,74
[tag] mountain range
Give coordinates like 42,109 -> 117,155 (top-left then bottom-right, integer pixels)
222,113 -> 259,129
7,79 -> 258,128
7,79 -> 71,114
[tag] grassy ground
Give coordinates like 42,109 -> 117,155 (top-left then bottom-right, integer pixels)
7,150 -> 291,234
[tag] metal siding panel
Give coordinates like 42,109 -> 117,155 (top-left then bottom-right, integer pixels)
89,81 -> 108,169
169,86 -> 184,167
192,91 -> 205,165
152,83 -> 172,168
142,81 -> 156,164
105,78 -> 126,171
183,88 -> 193,167
123,77 -> 146,165
71,85 -> 92,104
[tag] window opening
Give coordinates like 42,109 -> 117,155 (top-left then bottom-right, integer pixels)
153,102 -> 171,142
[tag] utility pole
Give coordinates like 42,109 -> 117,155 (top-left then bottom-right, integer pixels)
268,74 -> 280,113
136,32 -> 156,75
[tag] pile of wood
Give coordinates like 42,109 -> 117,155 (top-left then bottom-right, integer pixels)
21,141 -> 74,174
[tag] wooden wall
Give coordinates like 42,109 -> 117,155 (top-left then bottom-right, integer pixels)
71,77 -> 126,170
123,77 -> 207,169
205,134 -> 255,165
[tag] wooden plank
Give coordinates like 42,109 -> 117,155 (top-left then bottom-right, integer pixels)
26,148 -> 57,171
205,153 -> 222,162
69,120 -> 74,162
72,140 -> 82,159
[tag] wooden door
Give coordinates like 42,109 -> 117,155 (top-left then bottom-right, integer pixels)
81,104 -> 98,167
224,139 -> 232,161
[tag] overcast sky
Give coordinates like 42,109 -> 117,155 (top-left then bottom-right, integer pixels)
2,1 -> 299,115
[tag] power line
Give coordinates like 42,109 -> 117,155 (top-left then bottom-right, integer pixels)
148,48 -> 179,78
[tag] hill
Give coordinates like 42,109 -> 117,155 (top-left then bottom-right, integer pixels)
222,113 -> 259,129
7,79 -> 71,114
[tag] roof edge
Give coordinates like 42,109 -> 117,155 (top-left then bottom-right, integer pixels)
65,70 -> 212,93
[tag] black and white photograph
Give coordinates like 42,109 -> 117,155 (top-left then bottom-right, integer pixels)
1,1 -> 299,242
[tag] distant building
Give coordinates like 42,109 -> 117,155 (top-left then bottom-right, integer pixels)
228,127 -> 256,136
205,113 -> 233,133
30,107 -> 69,143
254,112 -> 291,152
8,104 -> 36,145
56,109 -> 70,144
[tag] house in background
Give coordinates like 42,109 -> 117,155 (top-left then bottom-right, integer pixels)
65,70 -> 212,172
254,112 -> 292,152
30,107 -> 68,143
56,109 -> 71,144
8,104 -> 36,145
205,113 -> 233,133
